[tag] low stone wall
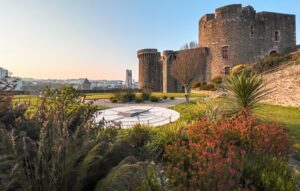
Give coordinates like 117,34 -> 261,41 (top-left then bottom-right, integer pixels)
261,64 -> 300,107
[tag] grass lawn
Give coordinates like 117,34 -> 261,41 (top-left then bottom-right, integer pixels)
84,92 -> 208,100
254,104 -> 300,151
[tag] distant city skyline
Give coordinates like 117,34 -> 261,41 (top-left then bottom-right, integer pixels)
0,0 -> 299,80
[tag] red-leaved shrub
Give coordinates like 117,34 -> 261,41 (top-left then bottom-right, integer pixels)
165,119 -> 247,191
164,111 -> 290,191
218,111 -> 290,158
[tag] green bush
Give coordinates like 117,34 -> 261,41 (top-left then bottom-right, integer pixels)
170,96 -> 175,100
224,71 -> 269,111
150,96 -> 159,102
135,96 -> 143,103
242,154 -> 298,191
111,90 -> 136,103
252,53 -> 290,73
192,82 -> 201,89
141,92 -> 151,101
162,95 -> 168,99
211,76 -> 223,85
199,83 -> 215,91
110,97 -> 117,103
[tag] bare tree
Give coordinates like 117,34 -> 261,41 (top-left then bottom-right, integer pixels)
172,42 -> 202,102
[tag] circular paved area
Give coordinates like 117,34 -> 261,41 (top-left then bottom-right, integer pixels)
94,106 -> 180,128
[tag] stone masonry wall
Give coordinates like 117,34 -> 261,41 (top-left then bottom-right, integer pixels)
199,4 -> 296,80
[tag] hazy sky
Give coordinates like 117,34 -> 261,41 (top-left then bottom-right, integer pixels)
0,0 -> 299,80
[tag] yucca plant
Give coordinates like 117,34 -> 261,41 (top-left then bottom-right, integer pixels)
223,71 -> 270,112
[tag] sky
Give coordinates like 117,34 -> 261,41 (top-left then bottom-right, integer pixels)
0,0 -> 299,80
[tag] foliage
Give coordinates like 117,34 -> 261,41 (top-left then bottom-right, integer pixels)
170,96 -> 175,100
211,76 -> 223,85
242,154 -> 298,191
172,42 -> 204,102
252,53 -> 290,73
223,71 -> 270,111
150,95 -> 159,102
141,91 -> 151,101
220,111 -> 290,158
162,95 -> 168,99
192,81 -> 215,91
0,86 -> 157,191
109,97 -> 117,103
149,121 -> 187,159
164,119 -> 246,191
254,104 -> 300,151
171,98 -> 206,122
94,156 -> 160,191
134,96 -> 143,103
164,111 -> 294,191
110,90 -> 136,103
230,64 -> 252,76
199,83 -> 215,91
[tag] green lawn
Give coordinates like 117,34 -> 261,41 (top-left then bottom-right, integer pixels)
84,92 -> 208,100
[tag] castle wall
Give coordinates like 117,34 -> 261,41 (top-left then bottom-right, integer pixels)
162,48 -> 208,92
162,50 -> 178,93
138,4 -> 296,92
137,49 -> 162,91
199,4 -> 296,79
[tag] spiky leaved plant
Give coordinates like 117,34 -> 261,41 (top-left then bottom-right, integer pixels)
223,71 -> 270,112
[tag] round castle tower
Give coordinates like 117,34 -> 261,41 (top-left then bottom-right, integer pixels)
137,49 -> 162,91
162,50 -> 179,93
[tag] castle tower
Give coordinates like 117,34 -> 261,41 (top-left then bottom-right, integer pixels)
162,50 -> 178,93
137,49 -> 162,91
199,4 -> 296,79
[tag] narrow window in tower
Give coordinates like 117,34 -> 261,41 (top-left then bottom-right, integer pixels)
222,46 -> 229,59
274,31 -> 280,42
250,25 -> 254,38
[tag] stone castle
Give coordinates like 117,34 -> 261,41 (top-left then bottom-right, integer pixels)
137,4 -> 296,92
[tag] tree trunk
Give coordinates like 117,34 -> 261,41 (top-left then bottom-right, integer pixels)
184,86 -> 189,102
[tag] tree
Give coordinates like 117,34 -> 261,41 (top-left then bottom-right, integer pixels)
171,41 -> 202,102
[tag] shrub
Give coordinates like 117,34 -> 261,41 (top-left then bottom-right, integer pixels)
164,112 -> 292,190
211,76 -> 223,85
242,154 -> 297,191
141,92 -> 151,101
162,95 -> 168,99
220,111 -> 290,159
170,96 -> 175,100
110,97 -> 117,103
192,82 -> 201,89
165,119 -> 246,191
150,96 -> 159,102
111,90 -> 136,103
224,71 -> 270,111
252,53 -> 290,73
230,64 -> 252,76
135,96 -> 143,103
199,83 -> 215,91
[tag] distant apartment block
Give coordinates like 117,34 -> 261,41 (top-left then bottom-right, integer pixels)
0,67 -> 8,79
125,69 -> 132,89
